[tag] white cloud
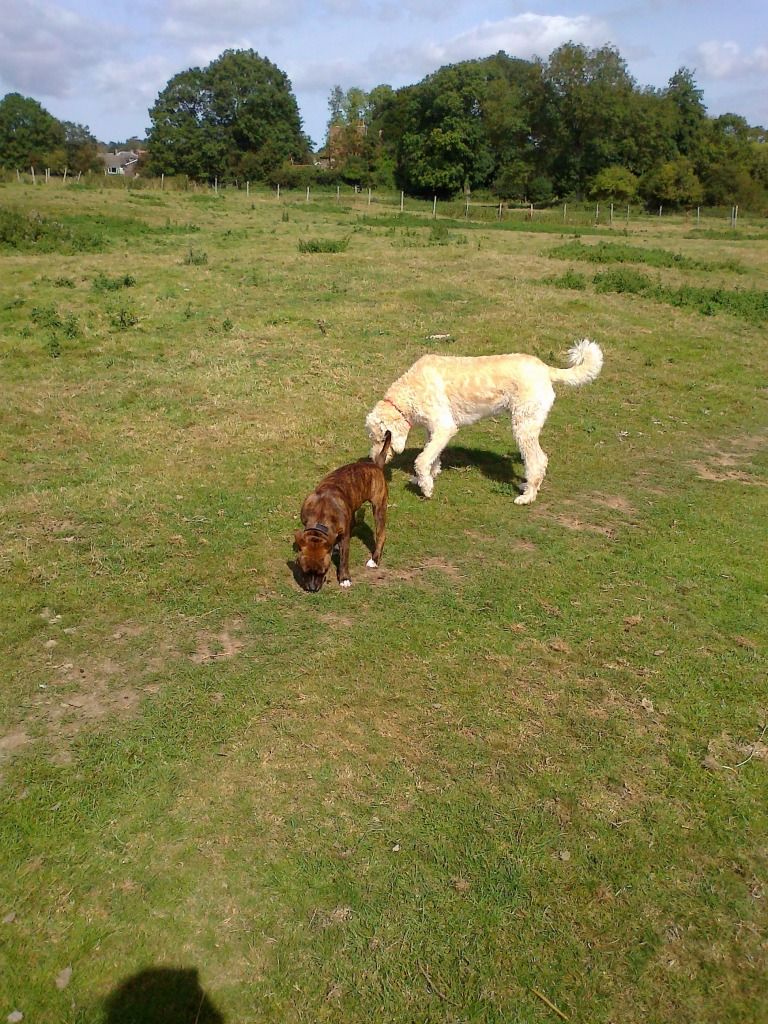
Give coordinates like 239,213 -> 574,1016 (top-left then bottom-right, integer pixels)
437,13 -> 611,63
0,1 -> 131,97
158,0 -> 304,43
695,40 -> 768,79
291,13 -> 612,94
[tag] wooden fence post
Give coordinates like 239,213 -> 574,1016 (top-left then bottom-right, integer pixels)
277,183 -> 280,199
400,190 -> 404,212
563,203 -> 567,221
368,187 -> 371,206
246,180 -> 250,196
595,202 -> 599,223
306,185 -> 310,203
31,166 -> 36,184
432,195 -> 437,219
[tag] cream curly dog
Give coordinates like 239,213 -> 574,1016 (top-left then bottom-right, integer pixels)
366,339 -> 603,504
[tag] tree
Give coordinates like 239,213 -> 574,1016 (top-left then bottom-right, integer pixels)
62,121 -> 102,174
147,50 -> 310,180
0,93 -> 64,169
395,61 -> 496,196
590,165 -> 639,202
543,44 -> 637,196
641,157 -> 703,207
665,68 -> 709,170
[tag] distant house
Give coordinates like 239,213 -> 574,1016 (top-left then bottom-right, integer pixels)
100,150 -> 141,176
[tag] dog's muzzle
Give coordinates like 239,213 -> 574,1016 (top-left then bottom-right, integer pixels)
303,572 -> 326,593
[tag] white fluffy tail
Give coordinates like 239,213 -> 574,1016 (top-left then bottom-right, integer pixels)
548,338 -> 604,386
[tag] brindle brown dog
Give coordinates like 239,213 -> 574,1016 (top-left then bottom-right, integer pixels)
295,432 -> 392,592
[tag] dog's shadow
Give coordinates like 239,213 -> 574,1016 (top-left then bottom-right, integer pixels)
391,445 -> 525,493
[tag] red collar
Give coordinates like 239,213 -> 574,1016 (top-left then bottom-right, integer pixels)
383,397 -> 411,428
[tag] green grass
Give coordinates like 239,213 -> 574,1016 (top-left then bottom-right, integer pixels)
1,182 -> 767,1024
547,264 -> 768,323
548,239 -> 745,273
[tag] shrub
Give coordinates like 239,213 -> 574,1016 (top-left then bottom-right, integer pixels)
297,237 -> 349,253
547,269 -> 588,290
183,248 -> 208,265
110,308 -> 139,329
92,272 -> 136,291
593,268 -> 651,294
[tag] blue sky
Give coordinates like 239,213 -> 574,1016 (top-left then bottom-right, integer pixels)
1,1 -> 766,147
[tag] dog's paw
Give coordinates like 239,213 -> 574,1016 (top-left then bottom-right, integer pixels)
340,579 -> 352,588
419,480 -> 434,498
514,491 -> 537,505
366,559 -> 377,568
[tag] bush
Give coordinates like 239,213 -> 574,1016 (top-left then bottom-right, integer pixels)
183,248 -> 208,265
92,272 -> 136,291
547,269 -> 588,290
297,237 -> 349,253
593,268 -> 651,294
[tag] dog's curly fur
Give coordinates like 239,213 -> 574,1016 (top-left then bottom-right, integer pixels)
366,339 -> 603,504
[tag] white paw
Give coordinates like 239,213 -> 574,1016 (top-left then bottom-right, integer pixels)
366,559 -> 378,568
419,480 -> 434,498
514,491 -> 536,505
340,579 -> 352,588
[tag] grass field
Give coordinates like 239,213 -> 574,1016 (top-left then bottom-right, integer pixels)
1,180 -> 767,1024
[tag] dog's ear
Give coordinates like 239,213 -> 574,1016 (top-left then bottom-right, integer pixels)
294,529 -> 305,547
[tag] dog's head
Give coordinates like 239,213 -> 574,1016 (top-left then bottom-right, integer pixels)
366,402 -> 409,462
294,530 -> 334,592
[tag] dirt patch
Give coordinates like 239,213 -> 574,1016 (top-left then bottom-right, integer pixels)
553,514 -> 616,538
190,620 -> 245,664
1,617 -> 249,768
367,556 -> 466,587
692,434 -> 767,485
589,493 -> 638,516
318,613 -> 356,628
0,729 -> 31,762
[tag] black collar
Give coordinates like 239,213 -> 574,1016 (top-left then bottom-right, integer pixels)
305,523 -> 330,537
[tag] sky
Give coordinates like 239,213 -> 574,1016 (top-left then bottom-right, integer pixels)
1,0 -> 766,148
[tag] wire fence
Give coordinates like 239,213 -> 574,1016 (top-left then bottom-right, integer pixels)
2,169 -> 765,233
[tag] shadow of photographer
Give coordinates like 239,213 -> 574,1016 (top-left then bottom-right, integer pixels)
102,966 -> 224,1024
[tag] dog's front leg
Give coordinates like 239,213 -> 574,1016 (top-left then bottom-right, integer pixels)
337,531 -> 352,588
414,425 -> 456,497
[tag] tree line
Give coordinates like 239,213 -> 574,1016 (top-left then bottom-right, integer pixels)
0,93 -> 105,175
2,43 -> 766,209
325,46 -> 767,209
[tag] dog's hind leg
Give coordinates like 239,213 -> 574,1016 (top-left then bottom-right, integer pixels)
511,403 -> 551,505
367,498 -> 387,568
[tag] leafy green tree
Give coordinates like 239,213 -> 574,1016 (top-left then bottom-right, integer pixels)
543,44 -> 637,196
590,165 -> 639,202
641,157 -> 704,207
147,50 -> 309,181
395,62 -> 496,196
665,68 -> 709,169
61,122 -> 102,174
0,93 -> 64,169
